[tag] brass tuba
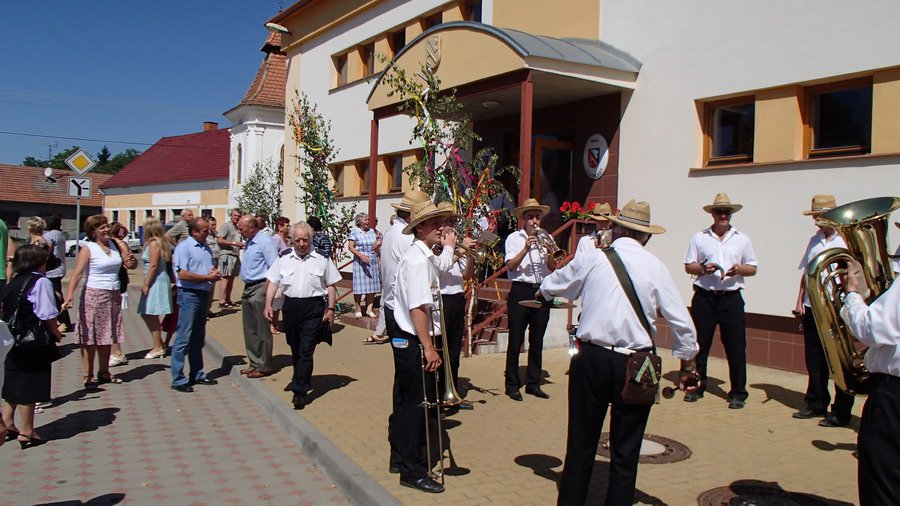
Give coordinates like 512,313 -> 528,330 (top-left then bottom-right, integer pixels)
805,196 -> 900,395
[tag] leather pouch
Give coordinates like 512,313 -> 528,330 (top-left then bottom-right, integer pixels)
621,351 -> 661,405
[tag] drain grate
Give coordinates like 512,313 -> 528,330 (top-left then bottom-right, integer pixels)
595,432 -> 691,464
697,485 -> 835,505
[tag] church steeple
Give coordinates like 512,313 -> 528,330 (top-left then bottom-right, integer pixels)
239,32 -> 287,108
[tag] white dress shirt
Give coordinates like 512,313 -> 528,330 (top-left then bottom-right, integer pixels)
684,226 -> 758,291
842,281 -> 900,377
574,234 -> 604,261
798,230 -> 847,307
439,255 -> 467,295
541,237 -> 699,360
394,240 -> 441,336
265,249 -> 341,298
505,229 -> 550,283
381,217 -> 453,310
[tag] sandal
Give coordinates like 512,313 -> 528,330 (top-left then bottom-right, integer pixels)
4,426 -> 20,442
97,372 -> 123,385
363,336 -> 378,344
354,311 -> 363,319
83,376 -> 100,390
18,432 -> 48,449
108,355 -> 129,367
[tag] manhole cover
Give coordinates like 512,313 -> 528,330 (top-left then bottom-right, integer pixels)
596,433 -> 691,464
698,485 -> 834,505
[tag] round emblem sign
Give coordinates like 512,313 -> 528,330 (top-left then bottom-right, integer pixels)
582,134 -> 609,180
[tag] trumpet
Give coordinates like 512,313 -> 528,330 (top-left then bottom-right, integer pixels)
533,226 -> 567,262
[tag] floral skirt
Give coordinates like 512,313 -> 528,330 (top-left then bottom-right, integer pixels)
76,288 -> 125,346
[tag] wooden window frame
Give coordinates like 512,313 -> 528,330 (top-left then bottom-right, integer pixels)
357,160 -> 370,195
387,155 -> 404,193
330,165 -> 344,197
359,42 -> 375,78
803,77 -> 873,159
334,53 -> 349,87
703,96 -> 755,166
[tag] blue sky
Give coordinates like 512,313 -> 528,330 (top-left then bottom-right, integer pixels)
0,1 -> 284,165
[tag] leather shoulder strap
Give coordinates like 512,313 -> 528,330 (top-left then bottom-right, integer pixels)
603,248 -> 654,342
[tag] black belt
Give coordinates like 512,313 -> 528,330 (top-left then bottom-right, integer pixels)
579,339 -> 652,356
244,279 -> 266,287
512,281 -> 541,289
694,286 -> 741,296
442,292 -> 465,299
284,296 -> 324,302
873,373 -> 900,386
178,287 -> 210,295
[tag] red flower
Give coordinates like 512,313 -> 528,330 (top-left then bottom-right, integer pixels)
561,201 -> 571,211
587,201 -> 597,211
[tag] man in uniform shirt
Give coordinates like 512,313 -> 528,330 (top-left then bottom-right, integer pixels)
574,202 -> 613,258
217,208 -> 245,307
504,197 -> 559,401
684,193 -> 758,409
170,218 -> 222,393
166,208 -> 194,245
389,200 -> 454,493
264,222 -> 341,409
841,261 -> 900,505
792,194 -> 855,426
237,214 -> 278,378
541,200 -> 699,506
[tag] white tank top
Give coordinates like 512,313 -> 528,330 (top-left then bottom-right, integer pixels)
85,240 -> 122,290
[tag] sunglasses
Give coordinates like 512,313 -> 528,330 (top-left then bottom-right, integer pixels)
711,209 -> 732,216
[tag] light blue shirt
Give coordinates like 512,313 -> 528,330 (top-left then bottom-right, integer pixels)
240,230 -> 278,282
173,236 -> 214,291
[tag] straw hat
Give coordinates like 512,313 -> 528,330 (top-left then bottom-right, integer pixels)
402,200 -> 451,235
435,201 -> 461,219
513,198 -> 550,219
607,200 -> 666,234
802,194 -> 837,216
392,189 -> 432,212
588,202 -> 613,222
702,193 -> 743,214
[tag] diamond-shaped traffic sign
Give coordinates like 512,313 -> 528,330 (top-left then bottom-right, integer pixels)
65,149 -> 96,175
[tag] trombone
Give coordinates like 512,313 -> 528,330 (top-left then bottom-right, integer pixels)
420,283 -> 465,485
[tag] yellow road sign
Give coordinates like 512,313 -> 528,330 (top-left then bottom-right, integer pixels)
65,149 -> 96,175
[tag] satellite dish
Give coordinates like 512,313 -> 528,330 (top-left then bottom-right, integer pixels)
43,167 -> 53,177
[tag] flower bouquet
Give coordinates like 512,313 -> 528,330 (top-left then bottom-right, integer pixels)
560,201 -> 597,221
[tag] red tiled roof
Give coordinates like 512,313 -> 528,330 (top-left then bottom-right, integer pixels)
0,164 -> 110,207
238,32 -> 287,109
101,128 -> 229,189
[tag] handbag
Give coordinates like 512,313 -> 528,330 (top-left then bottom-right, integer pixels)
603,248 -> 661,405
4,274 -> 54,348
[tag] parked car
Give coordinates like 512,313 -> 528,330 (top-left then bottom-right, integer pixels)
66,231 -> 141,255
65,233 -> 87,256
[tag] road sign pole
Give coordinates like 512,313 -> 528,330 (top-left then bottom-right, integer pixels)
75,197 -> 81,256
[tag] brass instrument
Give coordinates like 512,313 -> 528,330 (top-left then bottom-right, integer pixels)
456,230 -> 503,269
420,283 -> 464,484
533,226 -> 567,262
593,230 -> 612,249
805,196 -> 900,395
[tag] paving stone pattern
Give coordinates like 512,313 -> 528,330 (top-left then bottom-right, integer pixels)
2,285 -> 347,506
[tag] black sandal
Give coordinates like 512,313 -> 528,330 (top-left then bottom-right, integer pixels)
18,432 -> 48,449
97,372 -> 123,385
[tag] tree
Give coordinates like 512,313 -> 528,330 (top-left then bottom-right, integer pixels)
288,91 -> 355,261
21,145 -> 141,174
95,148 -> 141,174
96,146 -> 111,165
234,158 -> 283,226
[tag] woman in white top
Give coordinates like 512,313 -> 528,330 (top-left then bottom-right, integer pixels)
64,215 -> 136,389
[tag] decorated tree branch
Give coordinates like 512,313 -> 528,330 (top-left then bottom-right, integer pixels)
288,90 -> 355,261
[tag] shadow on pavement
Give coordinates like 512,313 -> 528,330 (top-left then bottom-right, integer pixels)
750,382 -> 806,411
515,366 -> 554,387
662,371 -> 727,400
115,364 -> 167,382
514,454 -> 666,505
812,439 -> 858,456
208,355 -> 247,380
40,407 -> 120,441
459,377 -> 499,398
50,388 -> 103,409
721,479 -> 853,506
56,343 -> 80,360
37,492 -> 126,505
306,374 -> 357,405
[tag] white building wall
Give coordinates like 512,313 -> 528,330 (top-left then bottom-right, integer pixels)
226,105 -> 285,209
601,1 -> 900,316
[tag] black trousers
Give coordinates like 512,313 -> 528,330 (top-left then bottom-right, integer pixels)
282,296 -> 325,395
802,310 -> 854,419
48,276 -> 72,329
858,374 -> 900,505
441,293 -> 466,391
388,328 -> 435,481
506,281 -> 550,392
558,343 -> 652,506
690,288 -> 748,401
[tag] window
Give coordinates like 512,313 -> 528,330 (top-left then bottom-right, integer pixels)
129,211 -> 136,230
0,212 -> 20,229
423,12 -> 442,30
201,208 -> 212,218
145,209 -> 152,220
358,160 -> 370,195
388,156 -> 404,192
159,209 -> 167,223
360,42 -> 375,77
112,210 -> 119,223
705,99 -> 755,164
236,144 -> 243,183
389,29 -> 406,56
331,165 -> 344,197
465,0 -> 483,22
334,53 -> 349,86
807,79 -> 872,157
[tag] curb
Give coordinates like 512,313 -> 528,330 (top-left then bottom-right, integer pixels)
204,336 -> 401,506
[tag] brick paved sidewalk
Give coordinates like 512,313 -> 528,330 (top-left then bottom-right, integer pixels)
1,286 -> 347,506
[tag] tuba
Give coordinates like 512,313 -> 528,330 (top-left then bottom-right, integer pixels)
805,196 -> 900,395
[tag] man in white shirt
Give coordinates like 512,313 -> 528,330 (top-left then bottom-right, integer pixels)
504,198 -> 559,401
792,194 -> 855,426
541,200 -> 699,506
389,200 -> 454,494
683,193 -> 758,409
573,202 -> 613,259
841,261 -> 900,506
264,222 -> 341,409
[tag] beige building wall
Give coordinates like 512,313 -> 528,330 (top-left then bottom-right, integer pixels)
492,0 -> 600,40
104,188 -> 228,229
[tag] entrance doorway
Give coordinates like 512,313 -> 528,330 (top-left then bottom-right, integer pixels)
533,138 -> 573,233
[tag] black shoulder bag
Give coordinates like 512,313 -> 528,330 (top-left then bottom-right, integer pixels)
603,248 -> 661,405
3,274 -> 54,348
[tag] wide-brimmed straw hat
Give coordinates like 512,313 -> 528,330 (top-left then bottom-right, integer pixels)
435,201 -> 461,219
513,198 -> 550,219
802,194 -> 837,216
588,202 -> 613,222
607,200 -> 666,234
392,189 -> 432,212
402,200 -> 451,235
702,193 -> 743,214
